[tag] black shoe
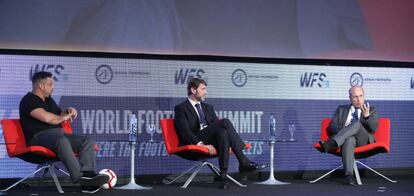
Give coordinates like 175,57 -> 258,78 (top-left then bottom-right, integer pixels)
81,185 -> 101,194
239,161 -> 267,173
82,171 -> 98,178
345,175 -> 357,186
79,173 -> 109,187
319,139 -> 337,153
216,176 -> 230,189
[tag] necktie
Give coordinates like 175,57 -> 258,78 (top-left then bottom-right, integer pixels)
195,103 -> 207,125
351,108 -> 360,123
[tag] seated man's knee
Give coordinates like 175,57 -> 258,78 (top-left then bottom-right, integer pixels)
343,137 -> 356,147
84,137 -> 94,145
350,122 -> 361,130
219,118 -> 232,128
216,128 -> 229,140
82,137 -> 95,149
56,136 -> 71,148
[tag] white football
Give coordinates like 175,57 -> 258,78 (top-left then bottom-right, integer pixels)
98,169 -> 117,189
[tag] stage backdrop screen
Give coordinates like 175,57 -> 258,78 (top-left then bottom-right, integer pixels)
0,53 -> 413,178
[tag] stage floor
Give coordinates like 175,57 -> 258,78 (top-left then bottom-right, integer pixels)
1,172 -> 413,196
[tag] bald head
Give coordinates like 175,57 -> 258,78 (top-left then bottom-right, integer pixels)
349,86 -> 365,108
349,86 -> 364,97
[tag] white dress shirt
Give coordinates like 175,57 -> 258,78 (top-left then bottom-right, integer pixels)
345,106 -> 361,127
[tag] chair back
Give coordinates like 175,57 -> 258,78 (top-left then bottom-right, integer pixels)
1,119 -> 27,157
160,119 -> 180,155
319,117 -> 391,150
374,118 -> 390,151
1,119 -> 74,157
320,118 -> 331,141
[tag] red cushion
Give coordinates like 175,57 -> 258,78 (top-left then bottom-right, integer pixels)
160,119 -> 251,156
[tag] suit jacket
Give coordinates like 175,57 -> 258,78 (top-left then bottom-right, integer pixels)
328,104 -> 379,144
174,100 -> 219,145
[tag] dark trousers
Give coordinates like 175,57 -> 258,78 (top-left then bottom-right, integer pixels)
198,119 -> 246,171
29,128 -> 96,183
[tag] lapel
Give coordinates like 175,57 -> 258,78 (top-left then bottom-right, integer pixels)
343,104 -> 352,119
341,104 -> 352,126
200,102 -> 211,123
185,100 -> 200,123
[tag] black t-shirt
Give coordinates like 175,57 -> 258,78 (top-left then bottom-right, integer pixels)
19,92 -> 62,143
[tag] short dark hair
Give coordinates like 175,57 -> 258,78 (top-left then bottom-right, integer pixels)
187,78 -> 207,95
32,71 -> 52,85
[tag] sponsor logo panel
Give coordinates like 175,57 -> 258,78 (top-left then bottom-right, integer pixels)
174,68 -> 207,85
30,64 -> 68,82
300,72 -> 329,88
95,64 -> 150,84
231,68 -> 279,87
232,68 -> 247,87
349,72 -> 391,87
95,64 -> 113,84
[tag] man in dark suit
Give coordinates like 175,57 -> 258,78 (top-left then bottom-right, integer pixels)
320,86 -> 379,185
174,78 -> 266,189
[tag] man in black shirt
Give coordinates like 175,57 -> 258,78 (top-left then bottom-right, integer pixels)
19,71 -> 108,193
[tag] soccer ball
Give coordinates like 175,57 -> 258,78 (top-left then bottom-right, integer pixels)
98,169 -> 117,189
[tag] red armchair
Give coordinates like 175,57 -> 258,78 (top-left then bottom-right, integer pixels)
309,118 -> 397,185
160,118 -> 250,188
1,119 -> 97,193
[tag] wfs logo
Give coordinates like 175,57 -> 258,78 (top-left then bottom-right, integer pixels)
300,72 -> 329,88
30,64 -> 66,82
175,68 -> 205,84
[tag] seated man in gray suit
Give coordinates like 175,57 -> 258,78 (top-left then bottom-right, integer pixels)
319,86 -> 378,185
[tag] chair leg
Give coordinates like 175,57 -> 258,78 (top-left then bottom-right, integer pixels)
164,161 -> 204,185
180,162 -> 207,188
48,164 -> 64,193
205,163 -> 220,176
207,162 -> 247,188
36,164 -> 49,187
165,160 -> 247,188
309,164 -> 343,183
353,161 -> 362,185
356,161 -> 397,183
1,165 -> 49,192
1,163 -> 69,194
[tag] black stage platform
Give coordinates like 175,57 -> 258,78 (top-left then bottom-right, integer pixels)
1,170 -> 413,196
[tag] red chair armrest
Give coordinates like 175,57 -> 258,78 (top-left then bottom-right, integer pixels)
170,143 -> 252,156
26,146 -> 57,158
